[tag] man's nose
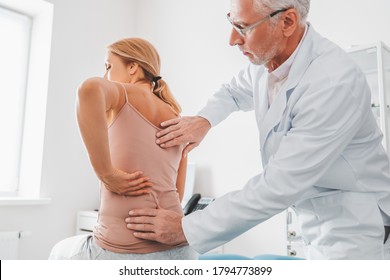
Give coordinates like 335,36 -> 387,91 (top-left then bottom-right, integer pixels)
229,28 -> 244,46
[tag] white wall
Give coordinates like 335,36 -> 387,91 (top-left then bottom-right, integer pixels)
309,0 -> 390,48
1,0 -> 388,259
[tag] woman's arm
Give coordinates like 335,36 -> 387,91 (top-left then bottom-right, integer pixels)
175,156 -> 188,202
76,77 -> 152,195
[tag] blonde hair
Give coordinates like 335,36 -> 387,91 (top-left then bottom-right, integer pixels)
107,38 -> 181,114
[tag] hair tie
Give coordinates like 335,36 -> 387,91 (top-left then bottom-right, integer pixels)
152,76 -> 162,91
152,76 -> 162,83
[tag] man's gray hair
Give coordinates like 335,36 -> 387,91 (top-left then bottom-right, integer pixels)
253,0 -> 310,26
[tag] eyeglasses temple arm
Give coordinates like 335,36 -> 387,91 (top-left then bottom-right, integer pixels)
269,8 -> 290,18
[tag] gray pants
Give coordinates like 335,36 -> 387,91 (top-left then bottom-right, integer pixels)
49,234 -> 198,260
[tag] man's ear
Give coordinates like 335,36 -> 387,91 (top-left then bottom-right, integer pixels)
281,8 -> 298,37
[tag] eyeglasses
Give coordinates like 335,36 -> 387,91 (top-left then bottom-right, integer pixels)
227,8 -> 289,37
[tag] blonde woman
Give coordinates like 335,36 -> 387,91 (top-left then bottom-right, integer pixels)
49,38 -> 197,260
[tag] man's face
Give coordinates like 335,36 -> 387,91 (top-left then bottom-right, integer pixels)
104,51 -> 130,82
228,0 -> 283,68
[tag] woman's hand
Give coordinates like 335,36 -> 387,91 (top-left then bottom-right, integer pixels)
76,79 -> 153,197
100,168 -> 153,196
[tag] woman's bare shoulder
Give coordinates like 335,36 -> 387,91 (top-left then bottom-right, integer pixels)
77,78 -> 127,112
124,84 -> 179,126
78,77 -> 123,92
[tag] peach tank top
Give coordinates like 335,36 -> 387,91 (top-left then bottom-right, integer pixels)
93,85 -> 184,253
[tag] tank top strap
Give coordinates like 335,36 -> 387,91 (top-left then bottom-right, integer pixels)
121,83 -> 129,104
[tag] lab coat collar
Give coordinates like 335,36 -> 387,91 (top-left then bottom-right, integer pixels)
268,23 -> 307,84
284,22 -> 319,91
259,23 -> 319,150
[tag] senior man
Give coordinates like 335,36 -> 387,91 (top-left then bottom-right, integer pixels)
126,0 -> 390,259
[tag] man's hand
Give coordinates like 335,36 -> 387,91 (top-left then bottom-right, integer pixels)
125,208 -> 187,246
156,116 -> 211,157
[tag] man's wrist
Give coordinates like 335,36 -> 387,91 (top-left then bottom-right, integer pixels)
194,116 -> 212,138
196,115 -> 212,128
179,216 -> 190,246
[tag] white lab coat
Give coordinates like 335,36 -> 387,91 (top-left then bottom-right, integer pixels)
182,23 -> 390,259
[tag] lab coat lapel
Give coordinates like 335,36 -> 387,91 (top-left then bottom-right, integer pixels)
259,23 -> 318,151
259,83 -> 287,150
257,72 -> 269,126
284,23 -> 318,94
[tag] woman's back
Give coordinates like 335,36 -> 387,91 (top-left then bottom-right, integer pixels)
94,84 -> 185,253
49,37 -> 195,260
